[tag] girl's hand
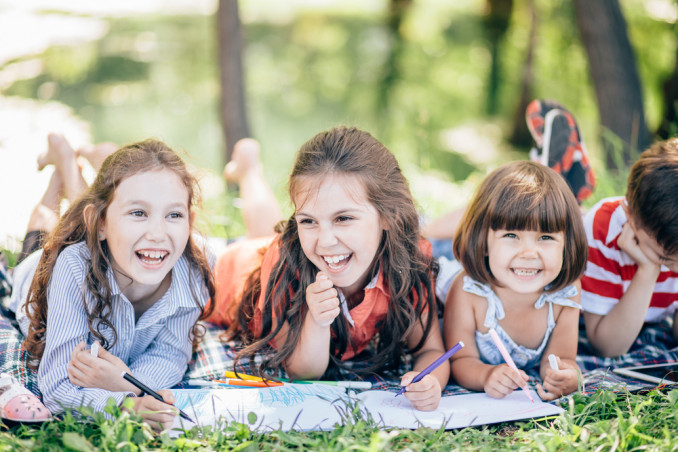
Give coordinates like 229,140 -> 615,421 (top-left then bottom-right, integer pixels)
536,357 -> 580,401
399,372 -> 442,411
305,273 -> 341,327
68,341 -> 134,392
484,364 -> 530,399
125,390 -> 177,432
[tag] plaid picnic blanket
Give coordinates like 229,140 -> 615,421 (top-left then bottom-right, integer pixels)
1,306 -> 675,401
184,320 -> 678,396
1,250 -> 676,402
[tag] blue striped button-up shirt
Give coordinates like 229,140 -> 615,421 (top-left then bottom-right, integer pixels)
16,241 -> 211,414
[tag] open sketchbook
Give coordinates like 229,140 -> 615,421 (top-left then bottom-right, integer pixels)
170,384 -> 563,432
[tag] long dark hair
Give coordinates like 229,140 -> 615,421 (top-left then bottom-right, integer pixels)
23,139 -> 215,365
233,127 -> 438,377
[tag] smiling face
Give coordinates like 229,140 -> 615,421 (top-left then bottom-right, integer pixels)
487,228 -> 565,296
99,169 -> 191,303
294,173 -> 385,301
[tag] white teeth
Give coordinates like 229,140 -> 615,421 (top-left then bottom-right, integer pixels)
513,269 -> 539,276
138,250 -> 167,261
323,254 -> 349,265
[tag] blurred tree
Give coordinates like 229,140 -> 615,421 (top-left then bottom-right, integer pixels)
508,0 -> 536,148
217,0 -> 250,163
573,0 -> 650,168
483,0 -> 513,116
657,22 -> 678,139
377,0 -> 412,138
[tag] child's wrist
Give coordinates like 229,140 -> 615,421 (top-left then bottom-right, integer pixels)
635,262 -> 661,278
304,310 -> 332,330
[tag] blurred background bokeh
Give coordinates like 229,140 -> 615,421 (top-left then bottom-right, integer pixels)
1,0 -> 677,253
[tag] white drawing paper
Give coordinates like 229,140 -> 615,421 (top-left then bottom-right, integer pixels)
171,386 -> 563,433
356,389 -> 563,429
171,383 -> 348,432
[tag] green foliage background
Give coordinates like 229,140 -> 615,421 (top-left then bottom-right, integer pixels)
5,0 -> 677,239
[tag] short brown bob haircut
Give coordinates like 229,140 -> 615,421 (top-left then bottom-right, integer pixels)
453,161 -> 587,292
626,138 -> 678,255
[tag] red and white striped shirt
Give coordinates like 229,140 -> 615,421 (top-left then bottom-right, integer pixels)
581,197 -> 678,322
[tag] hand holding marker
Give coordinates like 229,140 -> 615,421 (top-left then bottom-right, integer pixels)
488,328 -> 535,403
548,354 -> 559,371
121,371 -> 195,423
395,341 -> 464,397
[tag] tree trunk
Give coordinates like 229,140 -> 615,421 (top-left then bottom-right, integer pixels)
573,0 -> 650,168
376,0 -> 412,139
508,0 -> 536,148
657,38 -> 678,139
217,0 -> 250,164
483,0 -> 513,116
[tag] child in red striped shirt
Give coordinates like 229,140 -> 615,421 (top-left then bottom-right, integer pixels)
581,139 -> 678,357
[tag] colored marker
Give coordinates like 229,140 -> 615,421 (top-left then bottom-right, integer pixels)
315,380 -> 372,389
187,379 -> 221,387
224,371 -> 265,382
548,354 -> 560,371
121,371 -> 194,423
395,341 -> 464,397
282,380 -> 372,389
214,379 -> 284,388
488,328 -> 535,403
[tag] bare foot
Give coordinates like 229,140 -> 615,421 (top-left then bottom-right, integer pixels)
223,138 -> 263,184
77,142 -> 118,172
37,133 -> 77,171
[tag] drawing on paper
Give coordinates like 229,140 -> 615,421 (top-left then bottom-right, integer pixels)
170,386 -> 563,433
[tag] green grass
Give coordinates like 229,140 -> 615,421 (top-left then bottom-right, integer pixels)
1,388 -> 677,451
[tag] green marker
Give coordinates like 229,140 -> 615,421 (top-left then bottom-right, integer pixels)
281,379 -> 372,389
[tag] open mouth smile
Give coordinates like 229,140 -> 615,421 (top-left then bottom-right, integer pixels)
322,253 -> 352,271
511,268 -> 541,277
136,250 -> 169,265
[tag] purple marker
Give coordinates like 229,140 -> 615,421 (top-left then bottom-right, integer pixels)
395,341 -> 464,397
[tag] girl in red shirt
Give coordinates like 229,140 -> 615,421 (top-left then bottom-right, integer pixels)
208,127 -> 446,411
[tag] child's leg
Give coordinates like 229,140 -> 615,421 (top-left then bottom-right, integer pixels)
37,133 -> 87,204
525,99 -> 596,203
224,138 -> 283,238
17,170 -> 63,264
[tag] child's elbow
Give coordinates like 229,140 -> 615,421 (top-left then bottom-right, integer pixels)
589,339 -> 630,358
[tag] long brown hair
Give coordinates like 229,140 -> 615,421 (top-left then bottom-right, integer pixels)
233,126 -> 438,377
23,139 -> 215,365
454,161 -> 587,291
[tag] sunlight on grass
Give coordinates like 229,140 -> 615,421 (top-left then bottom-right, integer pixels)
1,388 -> 676,450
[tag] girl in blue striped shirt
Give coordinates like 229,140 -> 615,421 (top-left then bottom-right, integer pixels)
19,139 -> 214,431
